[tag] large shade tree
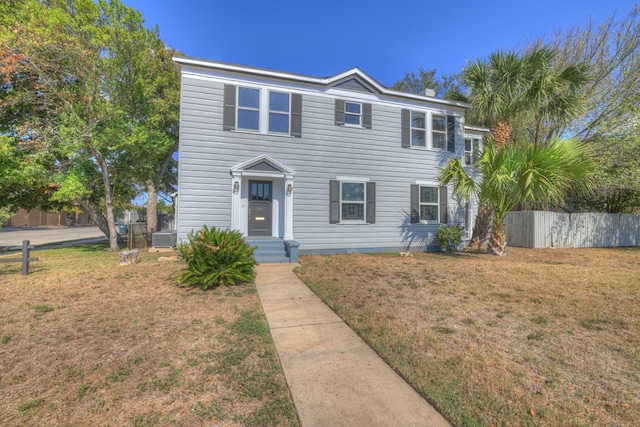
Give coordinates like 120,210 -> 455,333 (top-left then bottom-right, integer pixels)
0,0 -> 179,250
439,137 -> 595,256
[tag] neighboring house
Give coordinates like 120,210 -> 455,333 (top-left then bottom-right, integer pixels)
173,56 -> 486,261
6,209 -> 92,227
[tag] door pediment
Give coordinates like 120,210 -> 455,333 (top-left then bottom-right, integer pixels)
230,155 -> 295,179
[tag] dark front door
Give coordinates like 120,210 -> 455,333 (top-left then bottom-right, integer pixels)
248,180 -> 272,236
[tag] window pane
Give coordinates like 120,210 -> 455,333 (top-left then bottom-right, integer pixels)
238,109 -> 259,130
420,186 -> 438,203
411,111 -> 425,129
465,138 -> 472,151
342,182 -> 364,201
269,112 -> 289,133
269,91 -> 289,112
344,114 -> 360,125
238,87 -> 259,108
420,205 -> 438,221
432,115 -> 445,132
433,132 -> 446,149
465,152 -> 472,165
412,129 -> 426,147
345,102 -> 361,114
342,203 -> 364,220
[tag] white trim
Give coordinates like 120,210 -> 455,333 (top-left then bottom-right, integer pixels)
336,176 -> 369,182
174,56 -> 470,109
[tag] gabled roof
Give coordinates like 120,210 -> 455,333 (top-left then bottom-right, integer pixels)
173,55 -> 470,109
230,155 -> 296,178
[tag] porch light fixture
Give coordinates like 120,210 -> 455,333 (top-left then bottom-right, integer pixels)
287,184 -> 293,193
233,181 -> 239,193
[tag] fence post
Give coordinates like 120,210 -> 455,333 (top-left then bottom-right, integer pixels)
22,240 -> 29,275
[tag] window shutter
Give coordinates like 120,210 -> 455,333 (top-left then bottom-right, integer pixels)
363,103 -> 372,129
366,182 -> 375,224
439,186 -> 448,223
447,115 -> 455,152
335,100 -> 345,125
401,109 -> 410,148
410,184 -> 419,223
223,84 -> 236,131
329,180 -> 340,224
291,93 -> 302,137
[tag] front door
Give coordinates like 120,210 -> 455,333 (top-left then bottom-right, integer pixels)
248,180 -> 272,236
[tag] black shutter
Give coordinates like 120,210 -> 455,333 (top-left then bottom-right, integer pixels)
447,115 -> 455,152
363,103 -> 372,129
401,109 -> 410,148
291,93 -> 302,137
366,182 -> 375,224
439,186 -> 448,224
410,184 -> 419,223
335,100 -> 345,125
223,84 -> 236,131
329,180 -> 340,224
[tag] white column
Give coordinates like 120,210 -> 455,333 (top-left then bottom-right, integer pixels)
230,174 -> 242,232
284,176 -> 294,241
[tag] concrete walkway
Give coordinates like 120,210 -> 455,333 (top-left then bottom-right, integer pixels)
255,263 -> 450,427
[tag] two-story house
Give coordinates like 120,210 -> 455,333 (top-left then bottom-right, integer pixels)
172,56 -> 485,262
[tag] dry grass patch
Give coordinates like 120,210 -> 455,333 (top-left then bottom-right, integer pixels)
0,243 -> 297,426
295,247 -> 640,427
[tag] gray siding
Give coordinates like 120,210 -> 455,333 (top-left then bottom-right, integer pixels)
177,70 -> 473,252
505,211 -> 640,248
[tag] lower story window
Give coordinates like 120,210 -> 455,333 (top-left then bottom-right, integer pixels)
341,182 -> 365,221
419,186 -> 439,221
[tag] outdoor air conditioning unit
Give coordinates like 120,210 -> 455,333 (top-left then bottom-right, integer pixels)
152,231 -> 177,248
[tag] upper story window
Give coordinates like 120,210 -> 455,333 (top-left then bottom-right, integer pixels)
411,111 -> 426,147
402,110 -> 456,153
334,100 -> 372,129
464,137 -> 481,165
237,87 -> 260,131
268,91 -> 290,134
223,84 -> 302,137
344,102 -> 362,126
432,114 -> 446,149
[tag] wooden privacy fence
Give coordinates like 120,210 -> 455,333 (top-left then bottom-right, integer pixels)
505,211 -> 640,248
0,240 -> 39,275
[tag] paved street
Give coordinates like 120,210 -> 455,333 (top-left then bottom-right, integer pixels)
0,226 -> 105,249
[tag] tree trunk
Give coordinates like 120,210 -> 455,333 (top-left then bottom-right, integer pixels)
75,199 -> 109,236
146,179 -> 158,245
490,120 -> 514,149
96,154 -> 119,251
488,220 -> 508,256
469,202 -> 493,248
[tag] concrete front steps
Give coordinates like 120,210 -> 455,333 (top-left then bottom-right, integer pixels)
245,237 -> 291,264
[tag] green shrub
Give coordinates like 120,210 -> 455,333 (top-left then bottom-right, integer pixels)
435,224 -> 465,253
176,226 -> 257,289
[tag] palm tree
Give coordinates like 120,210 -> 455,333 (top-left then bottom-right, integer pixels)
439,137 -> 594,256
461,48 -> 590,247
464,48 -> 589,147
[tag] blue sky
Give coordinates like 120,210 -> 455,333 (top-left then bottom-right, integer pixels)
123,0 -> 636,87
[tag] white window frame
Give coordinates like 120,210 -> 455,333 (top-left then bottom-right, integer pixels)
268,90 -> 290,134
409,110 -> 449,150
418,184 -> 440,223
411,111 -> 426,147
464,136 -> 481,166
344,101 -> 362,127
431,113 -> 447,150
236,86 -> 260,132
340,181 -> 366,223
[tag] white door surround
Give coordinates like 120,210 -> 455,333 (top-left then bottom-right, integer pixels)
230,155 -> 295,241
